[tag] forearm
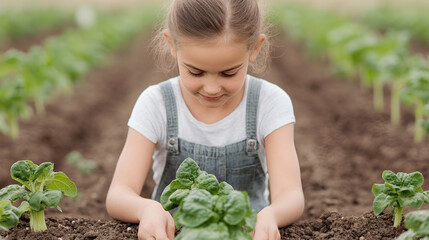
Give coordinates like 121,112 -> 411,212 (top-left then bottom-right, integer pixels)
106,185 -> 157,223
266,189 -> 305,227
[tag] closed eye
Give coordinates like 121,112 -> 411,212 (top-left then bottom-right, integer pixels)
221,72 -> 237,77
188,70 -> 204,77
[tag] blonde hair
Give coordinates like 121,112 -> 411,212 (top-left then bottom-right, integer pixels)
151,0 -> 271,75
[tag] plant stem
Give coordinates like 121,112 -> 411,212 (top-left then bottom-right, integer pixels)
414,100 -> 425,143
390,81 -> 401,125
35,97 -> 45,116
8,118 -> 19,140
394,206 -> 403,227
360,68 -> 368,90
373,78 -> 384,112
29,210 -> 47,232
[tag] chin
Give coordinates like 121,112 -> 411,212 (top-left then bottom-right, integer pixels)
198,99 -> 226,108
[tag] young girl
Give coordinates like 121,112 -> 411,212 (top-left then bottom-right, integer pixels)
106,0 -> 304,239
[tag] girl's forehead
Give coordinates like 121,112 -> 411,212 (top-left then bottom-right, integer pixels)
176,33 -> 247,48
177,38 -> 249,71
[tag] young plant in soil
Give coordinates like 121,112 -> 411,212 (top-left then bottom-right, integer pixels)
160,158 -> 257,240
0,160 -> 77,232
65,150 -> 97,175
396,210 -> 429,240
372,170 -> 429,227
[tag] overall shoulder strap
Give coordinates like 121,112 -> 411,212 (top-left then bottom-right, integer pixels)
159,81 -> 179,154
245,76 -> 262,153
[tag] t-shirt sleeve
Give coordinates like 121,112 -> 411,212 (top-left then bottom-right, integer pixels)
258,81 -> 296,140
127,85 -> 165,144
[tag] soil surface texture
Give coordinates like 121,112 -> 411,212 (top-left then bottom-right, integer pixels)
1,27 -> 428,239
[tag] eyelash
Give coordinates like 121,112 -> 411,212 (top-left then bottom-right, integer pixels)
188,71 -> 237,78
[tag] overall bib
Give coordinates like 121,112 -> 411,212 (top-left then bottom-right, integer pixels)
154,77 -> 268,211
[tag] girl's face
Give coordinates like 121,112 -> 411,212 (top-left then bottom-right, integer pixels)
165,32 -> 265,110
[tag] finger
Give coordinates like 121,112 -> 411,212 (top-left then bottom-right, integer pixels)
268,228 -> 281,240
252,228 -> 267,240
138,225 -> 155,240
154,222 -> 170,240
138,231 -> 154,240
166,216 -> 175,240
276,231 -> 281,240
268,228 -> 279,240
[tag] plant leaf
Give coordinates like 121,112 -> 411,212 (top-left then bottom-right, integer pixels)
176,222 -> 229,240
404,210 -> 429,236
0,184 -> 27,203
214,195 -> 227,216
177,189 -> 213,228
403,172 -> 424,191
423,191 -> 429,203
32,162 -> 53,181
398,192 -> 424,209
160,185 -> 176,211
382,170 -> 401,186
218,182 -> 234,196
173,207 -> 183,229
229,225 -> 253,240
244,209 -> 258,232
0,200 -> 21,230
224,191 -> 248,225
169,189 -> 190,205
48,172 -> 77,197
33,162 -> 55,192
10,160 -> 37,190
28,190 -> 63,211
194,172 -> 220,195
373,193 -> 397,215
170,179 -> 188,191
176,158 -> 200,187
395,230 -> 416,240
372,184 -> 385,196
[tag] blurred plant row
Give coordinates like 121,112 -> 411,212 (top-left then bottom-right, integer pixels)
0,8 -> 72,44
360,5 -> 429,45
271,4 -> 429,143
0,5 -> 159,139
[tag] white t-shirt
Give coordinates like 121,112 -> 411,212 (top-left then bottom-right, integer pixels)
128,75 -> 296,196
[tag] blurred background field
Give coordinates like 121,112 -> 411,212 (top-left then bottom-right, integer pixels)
0,0 -> 428,238
0,0 -> 158,10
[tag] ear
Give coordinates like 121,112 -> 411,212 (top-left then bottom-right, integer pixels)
249,34 -> 266,62
163,29 -> 177,59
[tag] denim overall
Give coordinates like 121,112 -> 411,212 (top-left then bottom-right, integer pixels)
154,77 -> 268,211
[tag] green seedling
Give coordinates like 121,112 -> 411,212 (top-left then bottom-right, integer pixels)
0,200 -> 24,231
372,170 -> 429,227
160,158 -> 257,240
65,151 -> 97,175
0,160 -> 77,232
396,210 -> 429,240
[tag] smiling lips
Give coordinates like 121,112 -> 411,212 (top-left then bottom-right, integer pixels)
201,94 -> 223,101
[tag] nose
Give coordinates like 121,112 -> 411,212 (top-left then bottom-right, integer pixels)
203,75 -> 221,95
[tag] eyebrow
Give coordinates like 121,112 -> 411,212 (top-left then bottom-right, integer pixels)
183,63 -> 243,72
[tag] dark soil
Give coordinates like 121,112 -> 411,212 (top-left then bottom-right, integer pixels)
1,211 -> 406,240
0,26 -> 428,239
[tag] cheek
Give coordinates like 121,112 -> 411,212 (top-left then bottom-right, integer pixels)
224,72 -> 247,93
180,76 -> 201,93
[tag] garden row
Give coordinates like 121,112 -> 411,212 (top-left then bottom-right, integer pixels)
0,5 -> 159,140
270,3 -> 429,143
0,7 -> 72,45
360,5 -> 429,44
1,158 -> 429,239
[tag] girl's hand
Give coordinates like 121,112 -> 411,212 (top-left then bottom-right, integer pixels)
252,207 -> 281,240
138,200 -> 175,240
